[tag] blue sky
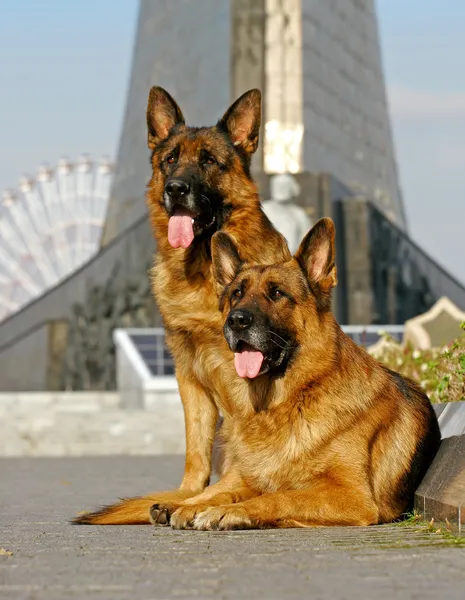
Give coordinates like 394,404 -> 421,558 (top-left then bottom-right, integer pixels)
1,0 -> 464,283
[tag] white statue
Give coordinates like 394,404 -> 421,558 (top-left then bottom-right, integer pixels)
262,174 -> 313,254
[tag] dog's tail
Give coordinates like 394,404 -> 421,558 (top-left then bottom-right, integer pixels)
72,490 -> 194,525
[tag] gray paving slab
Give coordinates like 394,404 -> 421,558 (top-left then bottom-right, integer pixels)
1,456 -> 465,600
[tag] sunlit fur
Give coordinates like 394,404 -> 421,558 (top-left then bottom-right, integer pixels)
73,87 -> 290,525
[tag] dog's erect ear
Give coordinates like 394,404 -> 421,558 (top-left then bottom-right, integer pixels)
295,218 -> 337,291
211,232 -> 243,290
147,87 -> 185,150
218,89 -> 261,154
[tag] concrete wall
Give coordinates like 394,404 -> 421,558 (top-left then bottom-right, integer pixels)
0,320 -> 69,391
0,324 -> 50,391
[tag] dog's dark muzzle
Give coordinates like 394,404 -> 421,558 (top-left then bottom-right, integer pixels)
163,179 -> 215,232
164,178 -> 196,216
224,309 -> 294,376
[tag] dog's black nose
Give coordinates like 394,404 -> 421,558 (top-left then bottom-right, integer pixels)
165,179 -> 190,200
227,309 -> 253,331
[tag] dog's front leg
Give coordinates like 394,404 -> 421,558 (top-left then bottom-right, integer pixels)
192,480 -> 379,530
177,371 -> 219,493
150,467 -> 256,528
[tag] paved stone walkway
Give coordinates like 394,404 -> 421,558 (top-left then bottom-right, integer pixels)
1,457 -> 464,599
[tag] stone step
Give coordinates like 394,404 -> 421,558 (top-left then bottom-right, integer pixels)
0,400 -> 185,457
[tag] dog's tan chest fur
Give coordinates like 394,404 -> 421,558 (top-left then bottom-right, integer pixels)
225,404 -> 323,493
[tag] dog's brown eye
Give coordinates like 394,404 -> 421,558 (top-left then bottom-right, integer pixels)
232,288 -> 242,299
166,155 -> 176,164
271,288 -> 284,300
204,156 -> 216,165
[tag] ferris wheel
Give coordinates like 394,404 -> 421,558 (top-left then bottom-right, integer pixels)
0,155 -> 114,322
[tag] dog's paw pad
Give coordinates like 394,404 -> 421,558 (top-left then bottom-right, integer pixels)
157,509 -> 169,525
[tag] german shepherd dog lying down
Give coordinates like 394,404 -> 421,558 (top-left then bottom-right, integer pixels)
145,218 -> 441,530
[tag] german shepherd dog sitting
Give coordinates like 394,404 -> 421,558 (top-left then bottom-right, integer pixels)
143,218 -> 440,530
74,88 -> 290,525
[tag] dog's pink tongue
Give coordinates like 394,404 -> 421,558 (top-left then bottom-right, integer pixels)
168,209 -> 194,249
234,350 -> 264,379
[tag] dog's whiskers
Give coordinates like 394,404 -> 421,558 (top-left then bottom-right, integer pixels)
267,330 -> 290,350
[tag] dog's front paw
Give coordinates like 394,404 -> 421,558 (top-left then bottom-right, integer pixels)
169,503 -> 213,530
192,504 -> 254,531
